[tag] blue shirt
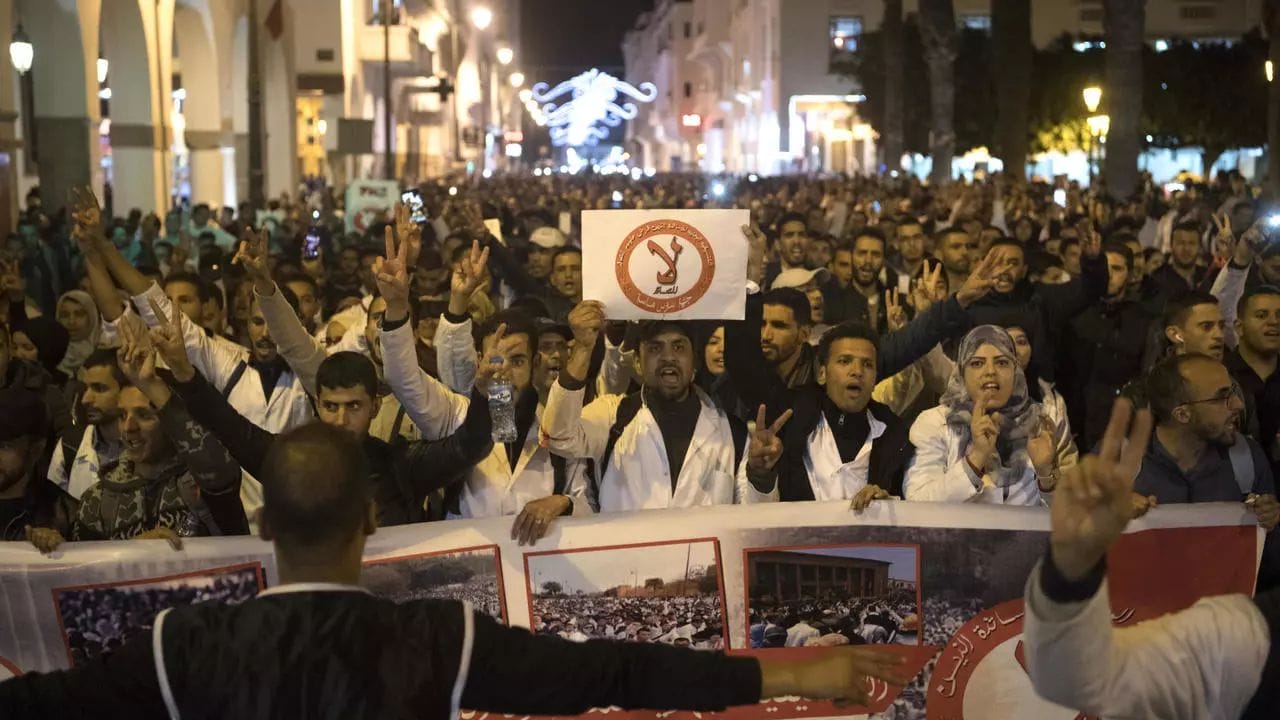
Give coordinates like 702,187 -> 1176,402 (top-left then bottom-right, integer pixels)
1134,435 -> 1276,504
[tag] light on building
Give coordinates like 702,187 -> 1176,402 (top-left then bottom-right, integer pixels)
630,167 -> 642,180
506,143 -> 523,158
518,88 -> 533,103
748,173 -> 759,182
1268,60 -> 1274,83
1087,114 -> 1111,139
611,191 -> 623,203
448,186 -> 459,196
1154,39 -> 1169,53
9,23 -> 32,76
644,167 -> 656,177
317,119 -> 328,135
510,72 -> 525,88
470,6 -> 493,30
681,113 -> 702,128
98,87 -> 112,100
497,47 -> 514,65
1082,86 -> 1102,114
696,143 -> 707,156
482,169 -> 493,178
97,57 -> 109,84
852,123 -> 875,141
711,182 -> 725,197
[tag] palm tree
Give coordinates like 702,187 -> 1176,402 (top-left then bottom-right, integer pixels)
919,0 -> 957,184
992,0 -> 1032,177
1266,0 -> 1280,198
881,0 -> 905,172
1103,0 -> 1146,199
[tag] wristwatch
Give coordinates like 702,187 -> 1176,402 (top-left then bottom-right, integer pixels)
1036,467 -> 1061,492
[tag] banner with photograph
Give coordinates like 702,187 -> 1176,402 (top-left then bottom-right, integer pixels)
582,209 -> 748,320
0,501 -> 1262,719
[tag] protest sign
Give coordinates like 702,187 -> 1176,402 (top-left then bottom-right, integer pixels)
0,502 -> 1261,719
344,179 -> 400,234
582,209 -> 748,320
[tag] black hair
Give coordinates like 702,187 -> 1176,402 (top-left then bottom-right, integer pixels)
1238,284 -> 1280,318
636,319 -> 694,344
315,351 -> 379,399
775,212 -> 808,234
261,421 -> 371,550
1163,290 -> 1219,329
988,238 -> 1025,255
1027,250 -> 1063,276
1171,220 -> 1203,238
852,227 -> 887,250
816,322 -> 880,365
278,272 -> 319,295
163,271 -> 204,298
761,288 -> 812,328
1146,353 -> 1213,423
935,225 -> 968,241
81,347 -> 128,386
552,246 -> 582,264
475,309 -> 539,355
1102,241 -> 1134,271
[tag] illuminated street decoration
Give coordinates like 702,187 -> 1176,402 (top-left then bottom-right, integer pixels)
531,69 -> 657,147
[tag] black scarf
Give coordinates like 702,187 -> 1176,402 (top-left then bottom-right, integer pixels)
821,395 -> 871,464
250,356 -> 291,400
506,387 -> 540,471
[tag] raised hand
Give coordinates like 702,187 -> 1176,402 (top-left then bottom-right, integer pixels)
147,298 -> 194,383
474,322 -> 509,396
449,239 -> 491,316
1081,226 -> 1103,259
760,646 -> 912,706
1026,415 -> 1058,478
116,318 -> 157,387
1211,212 -> 1235,260
232,225 -> 272,291
965,396 -> 1003,478
567,300 -> 606,353
395,202 -> 423,268
910,262 -> 946,314
136,526 -> 184,551
374,225 -> 412,320
1130,492 -> 1159,519
742,224 -> 768,287
955,247 -> 1005,308
746,404 -> 793,474
884,288 -> 907,332
1050,398 -> 1153,580
1247,493 -> 1280,531
69,187 -> 106,255
0,256 -> 23,301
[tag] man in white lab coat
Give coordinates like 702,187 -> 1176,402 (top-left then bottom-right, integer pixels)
541,301 -> 749,512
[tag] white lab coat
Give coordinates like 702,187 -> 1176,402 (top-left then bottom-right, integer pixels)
47,424 -> 116,500
1023,562 -> 1268,720
380,319 -> 593,517
132,283 -> 314,434
541,381 -> 747,512
903,405 -> 1076,506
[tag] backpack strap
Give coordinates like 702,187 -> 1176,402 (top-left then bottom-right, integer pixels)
59,423 -> 89,486
222,361 -> 249,400
551,454 -> 569,496
390,405 -> 408,440
598,392 -> 644,478
174,474 -> 223,536
1229,435 -> 1256,496
728,416 -> 748,470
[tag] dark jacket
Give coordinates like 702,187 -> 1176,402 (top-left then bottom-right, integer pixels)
768,391 -> 914,500
0,467 -> 77,541
1062,299 -> 1158,451
3,358 -> 72,449
1147,263 -> 1212,301
170,369 -> 493,526
0,590 -> 762,720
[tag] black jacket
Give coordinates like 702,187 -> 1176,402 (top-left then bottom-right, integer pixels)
768,390 -> 914,500
0,589 -> 763,719
1062,299 -> 1158,451
170,370 -> 494,526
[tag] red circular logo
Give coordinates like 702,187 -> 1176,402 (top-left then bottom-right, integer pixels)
614,219 -> 716,314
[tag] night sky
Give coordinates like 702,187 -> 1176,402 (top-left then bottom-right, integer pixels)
519,0 -> 653,84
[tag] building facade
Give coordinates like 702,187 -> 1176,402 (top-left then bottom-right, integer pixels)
623,0 -> 1266,176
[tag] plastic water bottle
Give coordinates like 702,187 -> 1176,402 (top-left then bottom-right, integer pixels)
487,357 -> 518,443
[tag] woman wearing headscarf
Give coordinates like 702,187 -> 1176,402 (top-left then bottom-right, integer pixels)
54,289 -> 101,378
10,315 -> 70,384
903,325 -> 1076,505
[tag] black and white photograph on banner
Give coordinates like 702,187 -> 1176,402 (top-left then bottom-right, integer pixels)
52,563 -> 264,667
525,539 -> 727,649
362,545 -> 505,621
745,545 -> 921,649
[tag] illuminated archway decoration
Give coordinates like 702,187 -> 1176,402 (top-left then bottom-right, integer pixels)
531,69 -> 657,148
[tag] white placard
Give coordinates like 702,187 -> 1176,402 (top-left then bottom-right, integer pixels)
343,179 -> 399,234
582,209 -> 748,320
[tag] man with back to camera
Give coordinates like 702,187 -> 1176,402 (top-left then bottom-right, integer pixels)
0,421 -> 912,719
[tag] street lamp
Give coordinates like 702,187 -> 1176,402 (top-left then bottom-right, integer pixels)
1267,60 -> 1274,83
510,71 -> 525,88
470,6 -> 493,31
9,23 -> 32,75
1082,86 -> 1102,114
97,57 -> 108,85
497,47 -> 513,66
518,88 -> 532,103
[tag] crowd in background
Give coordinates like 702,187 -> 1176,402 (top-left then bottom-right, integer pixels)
1,167 -> 1278,605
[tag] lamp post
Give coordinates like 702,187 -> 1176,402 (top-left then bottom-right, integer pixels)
381,0 -> 395,180
10,23 -> 35,170
1082,86 -> 1102,183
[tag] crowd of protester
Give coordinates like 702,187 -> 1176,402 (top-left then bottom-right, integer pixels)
531,594 -> 724,648
54,570 -> 261,666
1,168 -> 1278,597
749,588 -> 919,648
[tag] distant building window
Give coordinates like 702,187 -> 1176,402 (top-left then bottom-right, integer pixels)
960,14 -> 991,32
830,16 -> 862,54
684,22 -> 692,38
1079,7 -> 1103,22
1180,5 -> 1217,21
684,82 -> 692,98
697,21 -> 704,35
